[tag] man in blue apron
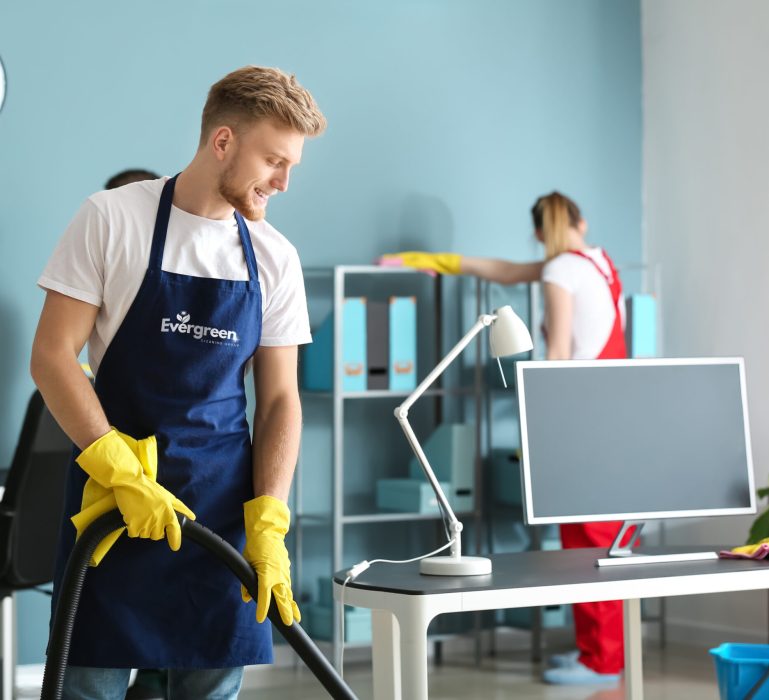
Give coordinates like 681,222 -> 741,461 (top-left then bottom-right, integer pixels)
31,66 -> 326,699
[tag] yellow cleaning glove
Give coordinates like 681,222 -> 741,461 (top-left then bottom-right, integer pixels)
730,538 -> 769,556
73,429 -> 195,566
241,495 -> 301,626
378,251 -> 462,275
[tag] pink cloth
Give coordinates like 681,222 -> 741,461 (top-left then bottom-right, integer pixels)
376,256 -> 437,277
719,545 -> 769,559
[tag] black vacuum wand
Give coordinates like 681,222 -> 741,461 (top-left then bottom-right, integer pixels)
41,509 -> 358,700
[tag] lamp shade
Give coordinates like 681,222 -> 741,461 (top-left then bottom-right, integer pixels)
489,306 -> 533,358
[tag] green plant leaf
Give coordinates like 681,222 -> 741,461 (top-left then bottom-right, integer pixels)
747,508 -> 769,545
757,487 -> 769,500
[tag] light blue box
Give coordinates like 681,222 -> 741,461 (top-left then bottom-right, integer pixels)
503,604 -> 569,630
389,296 -> 417,391
490,449 -> 523,506
301,298 -> 367,391
376,478 -> 451,513
625,294 -> 657,358
306,603 -> 371,644
408,424 -> 475,512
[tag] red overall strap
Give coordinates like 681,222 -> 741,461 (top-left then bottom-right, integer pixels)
559,249 -> 630,674
568,249 -> 627,360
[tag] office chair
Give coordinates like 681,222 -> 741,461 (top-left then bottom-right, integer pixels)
0,390 -> 71,699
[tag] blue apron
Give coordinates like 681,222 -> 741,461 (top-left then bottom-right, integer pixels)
52,175 -> 272,668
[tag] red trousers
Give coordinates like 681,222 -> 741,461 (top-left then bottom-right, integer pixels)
560,522 -> 631,674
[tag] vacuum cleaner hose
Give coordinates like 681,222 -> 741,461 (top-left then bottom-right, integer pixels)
41,509 -> 358,700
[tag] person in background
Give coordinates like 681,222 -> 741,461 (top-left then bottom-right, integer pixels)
31,65 -> 326,700
380,191 -> 628,686
105,169 -> 160,190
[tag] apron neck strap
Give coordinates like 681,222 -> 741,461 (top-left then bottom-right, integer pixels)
234,211 -> 259,282
149,175 -> 260,283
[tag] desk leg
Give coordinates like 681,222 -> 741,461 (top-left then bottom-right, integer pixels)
624,598 -> 643,700
398,612 -> 431,700
372,609 -> 401,700
1,594 -> 13,700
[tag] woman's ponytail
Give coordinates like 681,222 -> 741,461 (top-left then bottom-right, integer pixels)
531,192 -> 582,259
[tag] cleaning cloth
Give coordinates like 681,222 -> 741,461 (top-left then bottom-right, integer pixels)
719,538 -> 769,560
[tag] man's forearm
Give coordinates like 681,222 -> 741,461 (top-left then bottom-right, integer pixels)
30,345 -> 110,450
251,394 -> 302,502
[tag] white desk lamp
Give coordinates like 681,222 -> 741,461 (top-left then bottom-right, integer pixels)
394,305 -> 533,576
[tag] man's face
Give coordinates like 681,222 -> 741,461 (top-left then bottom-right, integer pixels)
218,119 -> 305,221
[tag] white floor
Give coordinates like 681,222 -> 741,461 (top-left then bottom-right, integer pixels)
239,640 -> 722,700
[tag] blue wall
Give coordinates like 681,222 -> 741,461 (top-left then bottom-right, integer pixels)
0,0 -> 641,664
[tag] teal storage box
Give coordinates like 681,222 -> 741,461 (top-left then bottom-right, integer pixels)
409,424 -> 475,512
490,449 -> 523,506
503,603 -> 569,630
376,478 -> 451,513
317,576 -> 334,604
301,298 -> 366,392
306,603 -> 372,643
625,294 -> 657,358
389,296 -> 417,391
710,643 -> 769,700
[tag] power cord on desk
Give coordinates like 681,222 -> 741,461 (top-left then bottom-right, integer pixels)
338,537 -> 456,678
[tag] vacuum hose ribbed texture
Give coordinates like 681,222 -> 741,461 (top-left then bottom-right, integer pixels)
41,509 -> 357,700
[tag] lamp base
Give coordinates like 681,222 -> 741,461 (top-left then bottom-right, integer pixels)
419,555 -> 492,576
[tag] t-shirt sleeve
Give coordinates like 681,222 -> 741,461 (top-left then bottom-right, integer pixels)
541,254 -> 580,295
259,245 -> 312,347
37,199 -> 107,307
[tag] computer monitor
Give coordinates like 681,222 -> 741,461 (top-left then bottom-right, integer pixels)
516,358 -> 755,565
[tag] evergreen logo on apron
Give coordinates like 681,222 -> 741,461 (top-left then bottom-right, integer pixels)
160,310 -> 240,345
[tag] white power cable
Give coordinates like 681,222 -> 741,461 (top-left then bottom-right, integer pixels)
338,537 -> 456,678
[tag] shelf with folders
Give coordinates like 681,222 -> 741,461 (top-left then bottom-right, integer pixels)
293,266 -> 486,661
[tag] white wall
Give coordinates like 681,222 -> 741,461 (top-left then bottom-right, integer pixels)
643,0 -> 769,645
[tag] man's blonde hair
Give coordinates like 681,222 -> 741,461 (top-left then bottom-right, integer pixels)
200,66 -> 327,146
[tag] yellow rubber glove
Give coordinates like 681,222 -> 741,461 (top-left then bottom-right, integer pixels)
74,429 -> 195,564
378,251 -> 462,275
241,495 -> 301,626
71,430 -> 158,566
730,537 -> 769,556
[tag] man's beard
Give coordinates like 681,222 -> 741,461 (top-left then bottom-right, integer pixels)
218,164 -> 265,222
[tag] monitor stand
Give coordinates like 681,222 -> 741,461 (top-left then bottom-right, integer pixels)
595,521 -> 719,567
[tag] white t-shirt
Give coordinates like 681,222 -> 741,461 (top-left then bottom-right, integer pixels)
38,177 -> 311,374
541,247 -> 625,360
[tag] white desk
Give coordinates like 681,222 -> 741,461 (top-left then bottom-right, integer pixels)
334,546 -> 769,699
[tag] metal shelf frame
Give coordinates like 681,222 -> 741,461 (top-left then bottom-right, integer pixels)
294,266 -> 485,666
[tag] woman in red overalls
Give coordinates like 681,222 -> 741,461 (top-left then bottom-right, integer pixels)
531,191 -> 627,686
380,191 -> 628,686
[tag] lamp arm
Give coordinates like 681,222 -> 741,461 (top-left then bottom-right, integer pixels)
398,314 -> 494,414
393,314 -> 494,558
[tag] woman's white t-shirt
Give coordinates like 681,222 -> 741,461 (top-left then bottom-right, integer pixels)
38,178 -> 311,374
541,247 -> 624,360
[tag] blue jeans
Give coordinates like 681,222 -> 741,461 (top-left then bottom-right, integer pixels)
62,665 -> 244,700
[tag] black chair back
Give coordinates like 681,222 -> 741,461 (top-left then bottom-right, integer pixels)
0,391 -> 72,590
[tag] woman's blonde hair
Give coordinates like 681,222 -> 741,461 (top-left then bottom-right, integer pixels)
530,192 -> 582,260
200,66 -> 327,146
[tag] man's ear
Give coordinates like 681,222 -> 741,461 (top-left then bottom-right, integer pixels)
210,126 -> 236,161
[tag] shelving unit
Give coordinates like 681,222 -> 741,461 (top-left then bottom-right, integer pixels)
294,266 -> 485,665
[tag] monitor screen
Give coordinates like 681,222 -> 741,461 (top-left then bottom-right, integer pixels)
516,358 -> 755,525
